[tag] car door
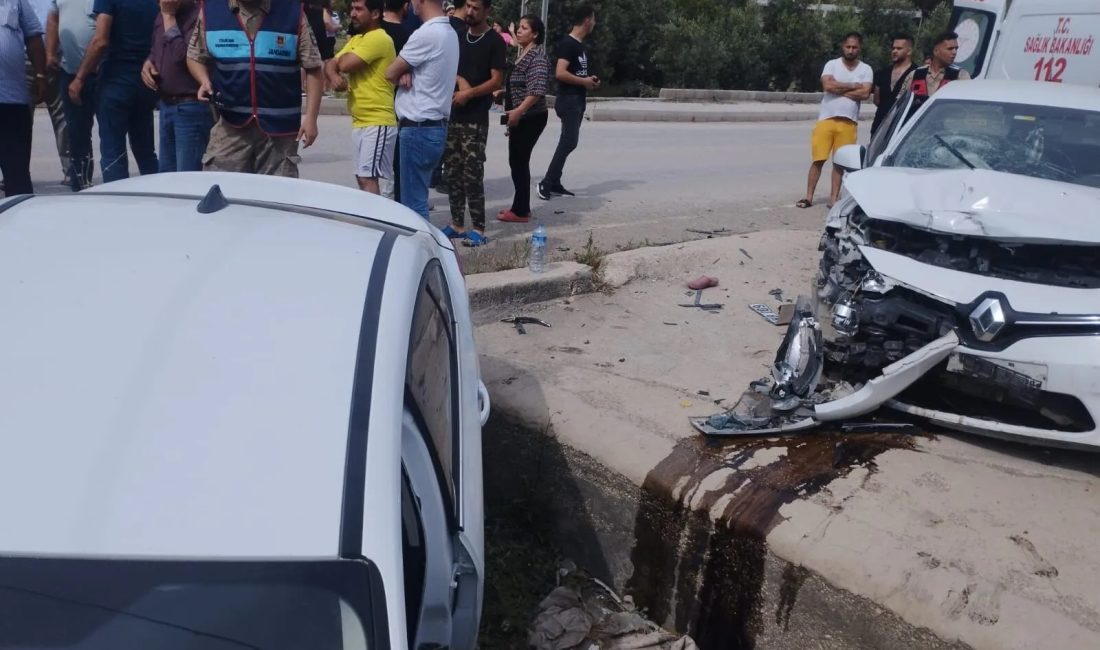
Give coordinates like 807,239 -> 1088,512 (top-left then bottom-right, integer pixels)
401,260 -> 481,650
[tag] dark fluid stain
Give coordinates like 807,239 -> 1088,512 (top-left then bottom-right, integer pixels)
775,562 -> 810,632
626,429 -> 925,649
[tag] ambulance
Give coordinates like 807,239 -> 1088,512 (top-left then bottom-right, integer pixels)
951,0 -> 1099,84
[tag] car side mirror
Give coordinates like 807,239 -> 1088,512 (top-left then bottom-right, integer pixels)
833,144 -> 865,172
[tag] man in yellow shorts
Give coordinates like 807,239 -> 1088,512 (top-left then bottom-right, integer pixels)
799,32 -> 872,209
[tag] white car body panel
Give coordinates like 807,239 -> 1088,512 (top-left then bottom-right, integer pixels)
844,167 -> 1100,244
85,171 -> 457,251
0,172 -> 486,648
858,246 -> 1100,313
0,193 -> 378,558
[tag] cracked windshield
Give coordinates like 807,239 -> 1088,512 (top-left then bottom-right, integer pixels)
889,99 -> 1100,188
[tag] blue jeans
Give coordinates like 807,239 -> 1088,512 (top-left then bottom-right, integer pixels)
158,100 -> 214,172
96,64 -> 158,183
398,125 -> 446,219
59,70 -> 96,189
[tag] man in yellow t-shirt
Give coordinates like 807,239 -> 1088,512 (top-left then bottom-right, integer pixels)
325,0 -> 396,195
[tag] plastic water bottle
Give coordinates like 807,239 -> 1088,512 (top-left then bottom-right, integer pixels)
529,224 -> 547,274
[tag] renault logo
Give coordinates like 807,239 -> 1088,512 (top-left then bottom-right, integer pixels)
969,297 -> 1007,342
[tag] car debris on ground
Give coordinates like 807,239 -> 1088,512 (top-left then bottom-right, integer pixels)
529,562 -> 698,650
502,315 -> 552,335
678,289 -> 722,312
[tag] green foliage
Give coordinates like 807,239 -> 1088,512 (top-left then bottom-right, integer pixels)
490,0 -> 662,87
653,2 -> 767,90
915,1 -> 954,62
471,0 -> 953,92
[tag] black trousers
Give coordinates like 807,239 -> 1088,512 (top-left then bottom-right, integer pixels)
509,111 -> 548,216
543,93 -> 585,187
0,103 -> 34,196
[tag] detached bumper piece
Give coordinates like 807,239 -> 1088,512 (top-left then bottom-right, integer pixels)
691,295 -> 961,437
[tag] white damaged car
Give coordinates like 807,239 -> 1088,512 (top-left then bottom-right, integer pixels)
697,80 -> 1100,448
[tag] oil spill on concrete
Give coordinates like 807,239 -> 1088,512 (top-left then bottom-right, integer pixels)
626,429 -> 925,649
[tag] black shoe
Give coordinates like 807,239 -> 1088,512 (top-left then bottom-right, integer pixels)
549,184 -> 575,197
537,180 -> 551,201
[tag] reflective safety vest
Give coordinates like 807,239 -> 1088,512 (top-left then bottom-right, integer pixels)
907,65 -> 961,117
203,0 -> 303,136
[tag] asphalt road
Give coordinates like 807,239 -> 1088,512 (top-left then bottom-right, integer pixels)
27,111 -> 841,263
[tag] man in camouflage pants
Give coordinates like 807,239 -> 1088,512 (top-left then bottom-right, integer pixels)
440,0 -> 504,247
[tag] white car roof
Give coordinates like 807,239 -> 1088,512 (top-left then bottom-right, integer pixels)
931,79 -> 1100,111
0,178 -> 417,559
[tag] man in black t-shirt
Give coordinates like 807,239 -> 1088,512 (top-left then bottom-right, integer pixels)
538,4 -> 598,200
871,33 -> 915,136
379,0 -> 412,200
439,0 -> 505,246
381,0 -> 412,54
448,0 -> 467,31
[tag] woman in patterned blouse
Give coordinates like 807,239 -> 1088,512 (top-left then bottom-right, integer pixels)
497,15 -> 550,223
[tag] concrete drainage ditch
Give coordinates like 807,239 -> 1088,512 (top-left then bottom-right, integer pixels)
479,414 -> 970,649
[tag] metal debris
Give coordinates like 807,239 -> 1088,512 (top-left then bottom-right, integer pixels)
502,315 -> 552,335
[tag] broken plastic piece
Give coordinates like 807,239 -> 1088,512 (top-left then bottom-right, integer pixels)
749,303 -> 780,324
678,289 -> 723,311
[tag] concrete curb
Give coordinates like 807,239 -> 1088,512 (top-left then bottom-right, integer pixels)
465,261 -> 592,312
587,105 -> 820,123
659,88 -> 823,104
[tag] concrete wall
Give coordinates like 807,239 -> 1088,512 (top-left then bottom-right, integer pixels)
484,413 -> 970,650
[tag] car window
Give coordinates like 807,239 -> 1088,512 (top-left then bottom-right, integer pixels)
405,261 -> 460,521
886,99 -> 1100,189
0,557 -> 383,649
950,7 -> 996,77
866,88 -> 910,165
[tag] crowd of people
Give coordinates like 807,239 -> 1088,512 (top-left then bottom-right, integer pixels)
0,0 -> 601,249
799,28 -> 970,208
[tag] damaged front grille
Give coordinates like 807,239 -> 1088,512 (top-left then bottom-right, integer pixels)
860,217 -> 1100,289
901,359 -> 1095,433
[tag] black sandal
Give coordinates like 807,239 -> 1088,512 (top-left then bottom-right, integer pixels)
795,199 -> 813,208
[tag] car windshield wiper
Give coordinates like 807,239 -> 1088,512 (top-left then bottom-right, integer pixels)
0,583 -> 265,650
934,134 -> 976,169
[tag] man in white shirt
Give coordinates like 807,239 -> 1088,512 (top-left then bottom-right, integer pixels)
798,32 -> 872,209
384,0 -> 459,219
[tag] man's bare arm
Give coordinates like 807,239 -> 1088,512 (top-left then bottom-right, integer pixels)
454,68 -> 502,105
822,74 -> 860,95
842,82 -> 872,101
74,13 -> 111,81
45,11 -> 60,70
555,58 -> 596,89
336,51 -> 367,74
385,55 -> 410,84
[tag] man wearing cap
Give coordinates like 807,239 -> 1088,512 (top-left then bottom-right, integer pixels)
186,0 -> 324,177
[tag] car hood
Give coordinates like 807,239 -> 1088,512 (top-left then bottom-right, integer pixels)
847,167 -> 1100,244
